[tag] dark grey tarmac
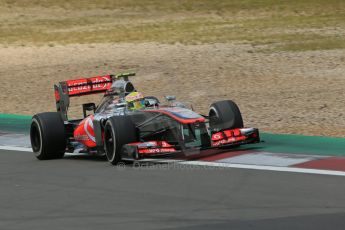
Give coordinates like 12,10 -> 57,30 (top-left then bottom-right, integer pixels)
0,150 -> 345,230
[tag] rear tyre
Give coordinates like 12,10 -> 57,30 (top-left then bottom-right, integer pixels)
209,100 -> 244,132
104,116 -> 138,165
30,112 -> 66,160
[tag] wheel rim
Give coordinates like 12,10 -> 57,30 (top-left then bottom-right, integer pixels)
30,119 -> 42,155
104,123 -> 116,162
209,107 -> 219,128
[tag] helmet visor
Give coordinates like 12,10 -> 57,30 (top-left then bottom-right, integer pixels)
129,99 -> 145,110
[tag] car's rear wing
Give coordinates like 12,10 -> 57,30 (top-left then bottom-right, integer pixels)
54,72 -> 135,120
62,75 -> 113,97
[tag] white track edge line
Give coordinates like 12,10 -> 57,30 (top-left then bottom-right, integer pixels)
0,146 -> 32,152
0,146 -> 85,156
178,161 -> 345,177
1,145 -> 345,176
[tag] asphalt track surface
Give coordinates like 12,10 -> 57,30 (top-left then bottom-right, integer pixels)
1,150 -> 345,230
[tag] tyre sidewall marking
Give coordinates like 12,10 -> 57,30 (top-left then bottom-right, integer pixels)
105,120 -> 117,162
32,118 -> 43,157
209,107 -> 219,118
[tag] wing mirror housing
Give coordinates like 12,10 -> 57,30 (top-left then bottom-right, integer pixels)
165,95 -> 176,102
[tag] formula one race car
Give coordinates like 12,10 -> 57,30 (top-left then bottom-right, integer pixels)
30,72 -> 260,164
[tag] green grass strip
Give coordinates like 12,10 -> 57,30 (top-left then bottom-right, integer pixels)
246,133 -> 345,157
0,114 -> 32,133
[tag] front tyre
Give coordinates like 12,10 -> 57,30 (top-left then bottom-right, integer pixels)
209,100 -> 244,132
104,116 -> 138,165
30,112 -> 66,160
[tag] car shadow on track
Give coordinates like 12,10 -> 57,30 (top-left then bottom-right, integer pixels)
63,145 -> 266,166
64,155 -> 107,162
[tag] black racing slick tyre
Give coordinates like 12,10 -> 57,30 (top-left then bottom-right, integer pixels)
104,116 -> 138,165
209,100 -> 244,132
30,112 -> 66,160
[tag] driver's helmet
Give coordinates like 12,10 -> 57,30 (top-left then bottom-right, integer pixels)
125,92 -> 145,110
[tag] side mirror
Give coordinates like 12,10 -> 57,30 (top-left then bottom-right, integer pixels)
82,103 -> 96,118
144,96 -> 160,107
165,95 -> 176,102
